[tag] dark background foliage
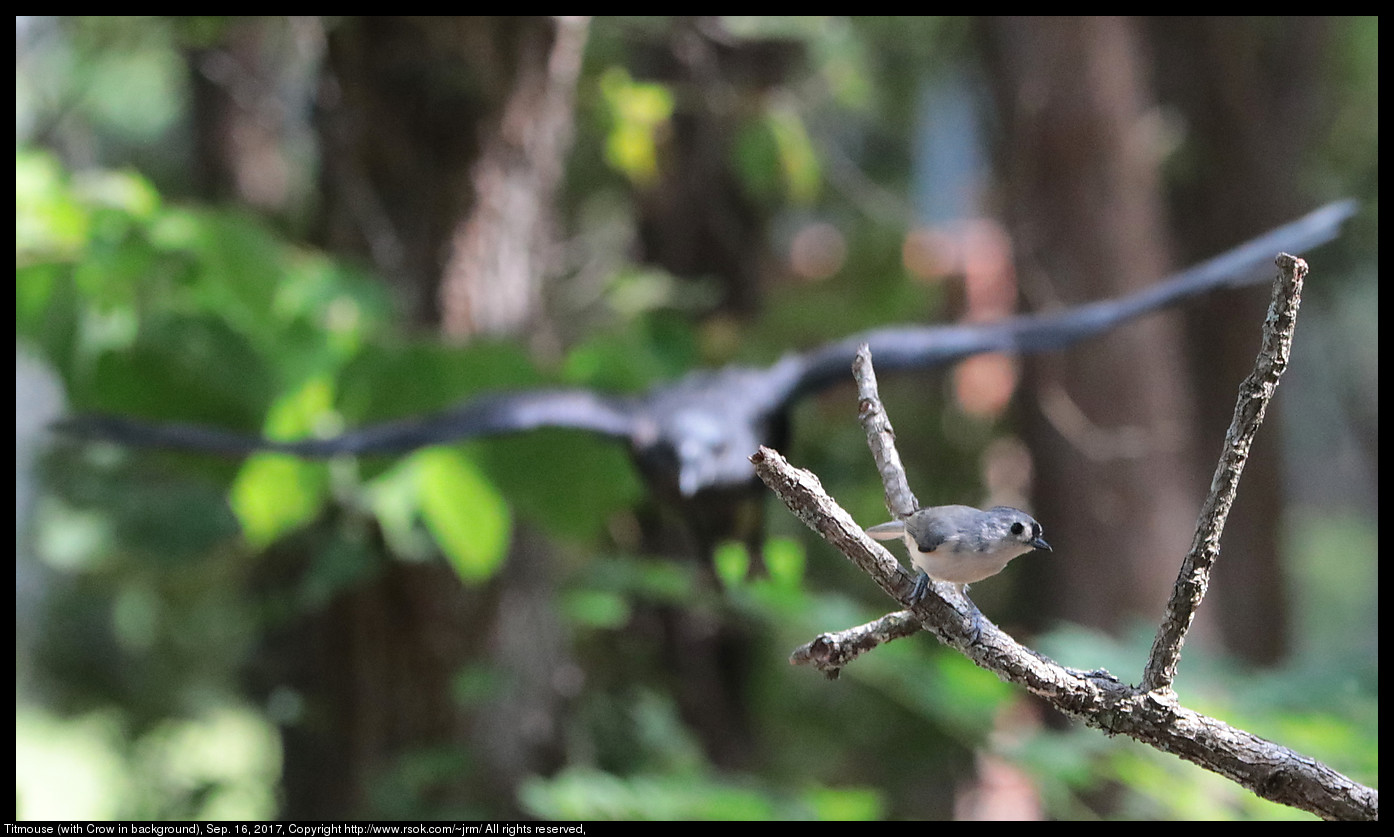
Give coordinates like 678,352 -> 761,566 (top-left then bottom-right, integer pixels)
16,16 -> 1376,820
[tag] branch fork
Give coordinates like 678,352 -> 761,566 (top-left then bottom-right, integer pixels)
751,255 -> 1376,820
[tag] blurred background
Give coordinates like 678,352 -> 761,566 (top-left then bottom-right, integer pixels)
16,16 -> 1376,820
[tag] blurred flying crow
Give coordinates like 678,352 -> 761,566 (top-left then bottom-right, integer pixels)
55,201 -> 1356,551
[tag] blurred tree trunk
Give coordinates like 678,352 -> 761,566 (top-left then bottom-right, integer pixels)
981,16 -> 1203,632
204,17 -> 794,816
313,16 -> 500,327
440,16 -> 589,345
255,16 -> 587,817
185,17 -> 306,214
1148,16 -> 1333,664
619,17 -> 807,768
629,16 -> 802,319
981,16 -> 1313,665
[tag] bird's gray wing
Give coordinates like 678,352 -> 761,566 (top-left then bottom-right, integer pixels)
54,389 -> 641,458
781,200 -> 1357,401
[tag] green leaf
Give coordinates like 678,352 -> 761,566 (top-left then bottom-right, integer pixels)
84,314 -> 275,427
413,448 -> 511,584
230,453 -> 327,550
713,541 -> 751,589
762,536 -> 806,587
767,105 -> 822,205
473,431 -> 641,543
733,107 -> 821,207
561,589 -> 632,630
599,67 -> 674,186
335,340 -> 542,424
16,149 -> 92,261
802,784 -> 885,821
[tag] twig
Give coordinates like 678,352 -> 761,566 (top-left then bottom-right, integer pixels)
787,610 -> 923,680
751,256 -> 1376,819
1142,253 -> 1306,692
854,346 -> 918,518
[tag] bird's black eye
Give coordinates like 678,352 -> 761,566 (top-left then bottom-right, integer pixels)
1010,522 -> 1025,536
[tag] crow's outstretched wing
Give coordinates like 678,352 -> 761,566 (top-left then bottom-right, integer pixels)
55,200 -> 1355,479
55,389 -> 641,457
780,200 -> 1357,402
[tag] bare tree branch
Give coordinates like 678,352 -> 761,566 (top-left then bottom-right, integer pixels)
853,347 -> 918,518
1143,252 -> 1306,692
753,255 -> 1376,820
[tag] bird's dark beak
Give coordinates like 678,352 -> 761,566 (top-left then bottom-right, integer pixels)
1033,537 -> 1052,552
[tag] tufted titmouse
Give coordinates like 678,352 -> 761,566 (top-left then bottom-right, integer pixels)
866,505 -> 1051,607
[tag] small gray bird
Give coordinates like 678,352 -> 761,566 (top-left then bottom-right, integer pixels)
866,505 -> 1051,606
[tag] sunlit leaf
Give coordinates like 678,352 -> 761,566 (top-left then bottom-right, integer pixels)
414,447 -> 511,583
600,67 -> 674,186
762,536 -> 806,587
230,453 -> 327,549
713,541 -> 750,589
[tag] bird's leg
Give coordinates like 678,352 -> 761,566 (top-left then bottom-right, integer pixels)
967,608 -> 985,645
910,577 -> 987,644
957,583 -> 986,644
909,570 -> 930,605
